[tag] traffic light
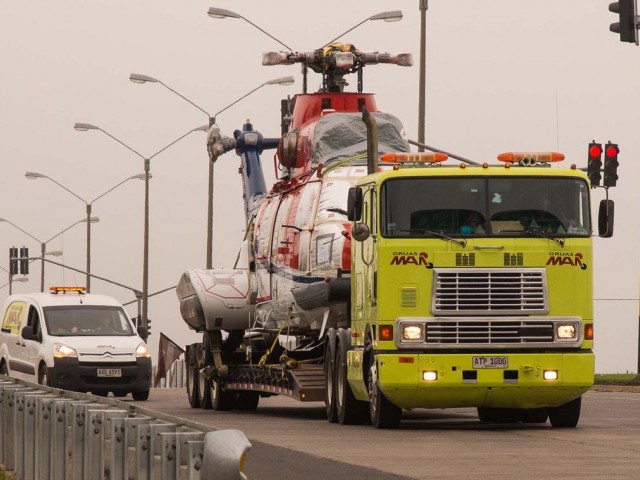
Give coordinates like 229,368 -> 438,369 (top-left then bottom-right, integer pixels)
609,0 -> 638,44
146,318 -> 152,337
603,142 -> 620,187
9,247 -> 18,275
587,141 -> 602,187
19,247 -> 29,275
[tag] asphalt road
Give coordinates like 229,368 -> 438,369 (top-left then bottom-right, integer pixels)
133,388 -> 640,480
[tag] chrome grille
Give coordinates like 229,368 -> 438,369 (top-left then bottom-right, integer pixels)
425,319 -> 554,345
432,268 -> 548,315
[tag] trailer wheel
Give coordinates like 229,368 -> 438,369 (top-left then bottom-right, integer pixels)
197,343 -> 213,409
549,396 -> 581,428
324,328 -> 338,423
186,346 -> 201,408
210,379 -> 234,411
367,354 -> 401,429
335,329 -> 368,425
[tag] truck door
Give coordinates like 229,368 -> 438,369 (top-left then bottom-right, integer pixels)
354,185 -> 377,322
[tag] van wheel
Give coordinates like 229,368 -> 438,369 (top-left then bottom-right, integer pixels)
0,362 -> 8,376
38,365 -> 50,387
132,390 -> 150,401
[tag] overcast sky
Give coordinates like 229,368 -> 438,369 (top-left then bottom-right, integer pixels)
1,1 -> 638,373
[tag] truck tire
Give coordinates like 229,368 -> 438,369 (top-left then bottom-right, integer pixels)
186,346 -> 201,408
197,342 -> 213,409
210,379 -> 234,411
367,354 -> 401,429
522,408 -> 548,424
335,329 -> 368,425
549,396 -> 581,428
324,328 -> 338,423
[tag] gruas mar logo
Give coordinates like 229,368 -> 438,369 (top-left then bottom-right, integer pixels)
546,252 -> 587,270
390,251 -> 433,268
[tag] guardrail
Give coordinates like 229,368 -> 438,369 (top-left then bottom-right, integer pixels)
0,375 -> 251,480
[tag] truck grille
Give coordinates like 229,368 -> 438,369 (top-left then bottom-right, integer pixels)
425,318 -> 554,345
432,268 -> 548,315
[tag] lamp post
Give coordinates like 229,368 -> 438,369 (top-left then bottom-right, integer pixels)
418,0 -> 428,152
73,122 -> 207,330
25,172 -> 147,292
321,10 -> 403,47
0,216 -> 95,291
207,7 -> 294,50
129,73 -> 293,269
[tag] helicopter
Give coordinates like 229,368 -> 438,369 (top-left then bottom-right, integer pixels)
176,42 -> 413,408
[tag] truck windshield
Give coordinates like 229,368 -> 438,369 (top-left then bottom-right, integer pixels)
380,176 -> 591,238
43,305 -> 135,336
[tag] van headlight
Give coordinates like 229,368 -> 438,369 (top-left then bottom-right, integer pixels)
53,343 -> 78,358
136,342 -> 151,358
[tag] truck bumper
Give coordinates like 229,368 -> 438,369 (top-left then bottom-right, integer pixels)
376,352 -> 594,410
49,357 -> 152,395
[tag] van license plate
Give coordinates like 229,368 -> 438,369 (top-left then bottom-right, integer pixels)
97,368 -> 122,377
472,356 -> 508,369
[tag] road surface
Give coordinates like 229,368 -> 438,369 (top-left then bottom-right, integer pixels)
131,388 -> 640,479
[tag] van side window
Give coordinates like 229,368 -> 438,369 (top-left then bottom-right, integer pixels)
27,306 -> 41,338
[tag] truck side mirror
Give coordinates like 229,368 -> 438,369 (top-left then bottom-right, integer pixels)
347,187 -> 363,221
352,222 -> 371,242
598,199 -> 614,238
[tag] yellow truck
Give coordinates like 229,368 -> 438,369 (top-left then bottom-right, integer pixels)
329,144 -> 614,428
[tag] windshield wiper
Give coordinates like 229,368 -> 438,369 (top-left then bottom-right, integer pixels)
402,229 -> 467,247
524,229 -> 565,247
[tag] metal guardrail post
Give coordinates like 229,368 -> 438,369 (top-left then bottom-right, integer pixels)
70,402 -> 105,480
1,385 -> 31,471
18,390 -> 48,480
134,421 -> 176,478
186,440 -> 205,480
35,395 -> 59,480
85,408 -> 129,479
51,398 -> 71,480
160,431 -> 206,480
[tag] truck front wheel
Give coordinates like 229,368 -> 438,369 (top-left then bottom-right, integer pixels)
549,396 -> 581,428
335,330 -> 368,425
367,356 -> 401,429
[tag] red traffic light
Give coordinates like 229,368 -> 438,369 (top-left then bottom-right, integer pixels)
606,145 -> 619,157
589,145 -> 603,157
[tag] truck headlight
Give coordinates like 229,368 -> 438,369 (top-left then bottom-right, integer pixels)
402,324 -> 424,341
136,342 -> 151,358
53,343 -> 78,358
556,323 -> 577,340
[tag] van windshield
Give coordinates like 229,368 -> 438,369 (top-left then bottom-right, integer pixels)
43,306 -> 135,336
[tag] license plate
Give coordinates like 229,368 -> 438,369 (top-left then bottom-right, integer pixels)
97,368 -> 122,378
472,356 -> 508,369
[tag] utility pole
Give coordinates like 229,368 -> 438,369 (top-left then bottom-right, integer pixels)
418,0 -> 428,152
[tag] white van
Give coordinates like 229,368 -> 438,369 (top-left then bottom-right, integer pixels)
0,287 -> 151,400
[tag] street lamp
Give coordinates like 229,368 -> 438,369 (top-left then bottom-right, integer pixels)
0,216 -> 96,292
25,171 -> 147,292
207,7 -> 294,50
129,73 -> 293,269
73,122 -> 207,330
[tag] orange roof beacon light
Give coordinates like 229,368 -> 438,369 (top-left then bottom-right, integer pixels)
50,286 -> 86,294
497,152 -> 565,166
380,152 -> 448,164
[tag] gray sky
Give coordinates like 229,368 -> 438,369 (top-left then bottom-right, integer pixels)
1,1 -> 638,373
